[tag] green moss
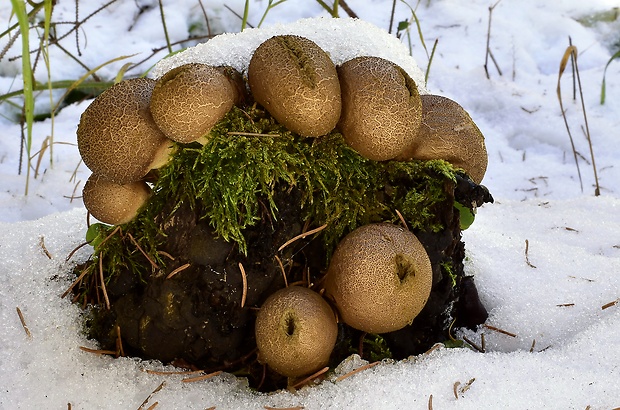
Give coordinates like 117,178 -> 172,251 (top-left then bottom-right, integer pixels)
83,105 -> 458,287
441,260 -> 457,289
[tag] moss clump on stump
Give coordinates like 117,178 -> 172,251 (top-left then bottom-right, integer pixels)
72,105 -> 492,391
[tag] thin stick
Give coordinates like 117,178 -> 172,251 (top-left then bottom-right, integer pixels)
116,325 -> 125,357
182,370 -> 223,383
99,256 -> 110,310
388,0 -> 397,34
335,361 -> 379,382
484,324 -> 517,337
165,263 -> 190,280
39,236 -> 52,259
274,255 -> 288,287
62,264 -> 92,298
529,339 -> 536,353
16,307 -> 32,338
291,366 -> 330,389
338,0 -> 358,18
463,336 -> 484,353
524,239 -> 537,268
239,262 -> 248,308
278,224 -> 327,252
484,0 -> 503,79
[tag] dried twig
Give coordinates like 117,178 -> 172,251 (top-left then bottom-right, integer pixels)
463,335 -> 485,353
484,0 -> 503,79
127,233 -> 159,270
145,369 -> 204,376
79,346 -> 117,355
99,256 -> 110,310
428,394 -> 433,410
454,378 -> 476,399
61,264 -> 92,298
16,307 -> 32,338
39,236 -> 52,259
335,361 -> 380,382
238,262 -> 248,308
395,209 -> 409,230
529,339 -> 536,353
278,224 -> 327,252
524,239 -> 537,268
274,254 -> 288,287
116,325 -> 125,357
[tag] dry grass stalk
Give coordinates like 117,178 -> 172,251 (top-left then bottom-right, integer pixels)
274,254 -> 288,287
335,361 -> 380,382
165,263 -> 190,280
137,381 -> 165,410
239,262 -> 248,308
524,239 -> 537,268
484,0 -> 503,79
278,224 -> 327,252
484,324 -> 517,338
182,370 -> 223,383
16,307 -> 32,338
557,41 -> 600,196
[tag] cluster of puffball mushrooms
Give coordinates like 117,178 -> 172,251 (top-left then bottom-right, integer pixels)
77,34 -> 488,379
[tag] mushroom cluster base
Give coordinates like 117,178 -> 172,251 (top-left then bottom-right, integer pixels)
72,106 -> 493,391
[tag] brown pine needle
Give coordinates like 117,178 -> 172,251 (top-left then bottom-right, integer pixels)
335,361 -> 380,382
137,381 -> 165,410
264,406 -> 304,410
602,299 -> 619,310
525,239 -> 537,268
145,369 -> 204,376
128,233 -> 160,270
62,264 -> 92,298
79,346 -> 117,356
165,263 -> 190,279
291,366 -> 330,389
428,394 -> 433,410
463,336 -> 485,353
278,224 -> 327,252
395,209 -> 409,230
182,370 -> 223,383
274,255 -> 288,287
239,262 -> 248,308
98,256 -> 110,310
484,324 -> 517,337
145,403 -> 158,410
39,236 -> 52,259
116,325 -> 125,357
16,307 -> 31,338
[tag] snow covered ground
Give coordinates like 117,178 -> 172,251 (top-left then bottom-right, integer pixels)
1,0 -> 619,408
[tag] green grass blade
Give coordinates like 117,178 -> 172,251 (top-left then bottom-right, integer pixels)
600,49 -> 620,105
10,0 -> 35,195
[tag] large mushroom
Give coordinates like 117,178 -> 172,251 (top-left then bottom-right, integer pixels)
396,94 -> 488,184
254,286 -> 338,378
324,223 -> 433,334
149,63 -> 239,144
337,56 -> 423,161
248,35 -> 341,137
82,174 -> 151,225
77,78 -> 173,185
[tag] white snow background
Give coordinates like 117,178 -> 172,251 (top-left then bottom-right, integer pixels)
1,0 -> 620,408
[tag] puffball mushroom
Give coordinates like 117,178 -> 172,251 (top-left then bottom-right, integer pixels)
248,35 -> 341,137
396,94 -> 488,184
337,56 -> 423,161
150,63 -> 239,144
255,286 -> 338,378
324,223 -> 432,334
77,78 -> 173,185
82,174 -> 151,225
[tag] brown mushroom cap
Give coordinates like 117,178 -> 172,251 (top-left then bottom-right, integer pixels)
337,56 -> 423,161
82,174 -> 151,225
396,94 -> 488,184
248,35 -> 341,137
255,286 -> 338,378
324,223 -> 432,334
150,63 -> 237,144
77,78 -> 171,184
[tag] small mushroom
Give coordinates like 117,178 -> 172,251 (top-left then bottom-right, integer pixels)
82,174 -> 151,225
324,223 -> 432,334
396,94 -> 488,184
255,286 -> 338,378
150,63 -> 239,144
77,78 -> 173,185
248,35 -> 341,137
337,56 -> 423,161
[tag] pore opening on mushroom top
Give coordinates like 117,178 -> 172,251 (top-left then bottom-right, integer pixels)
395,253 -> 417,282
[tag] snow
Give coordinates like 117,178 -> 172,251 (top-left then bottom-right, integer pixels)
1,0 -> 620,408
